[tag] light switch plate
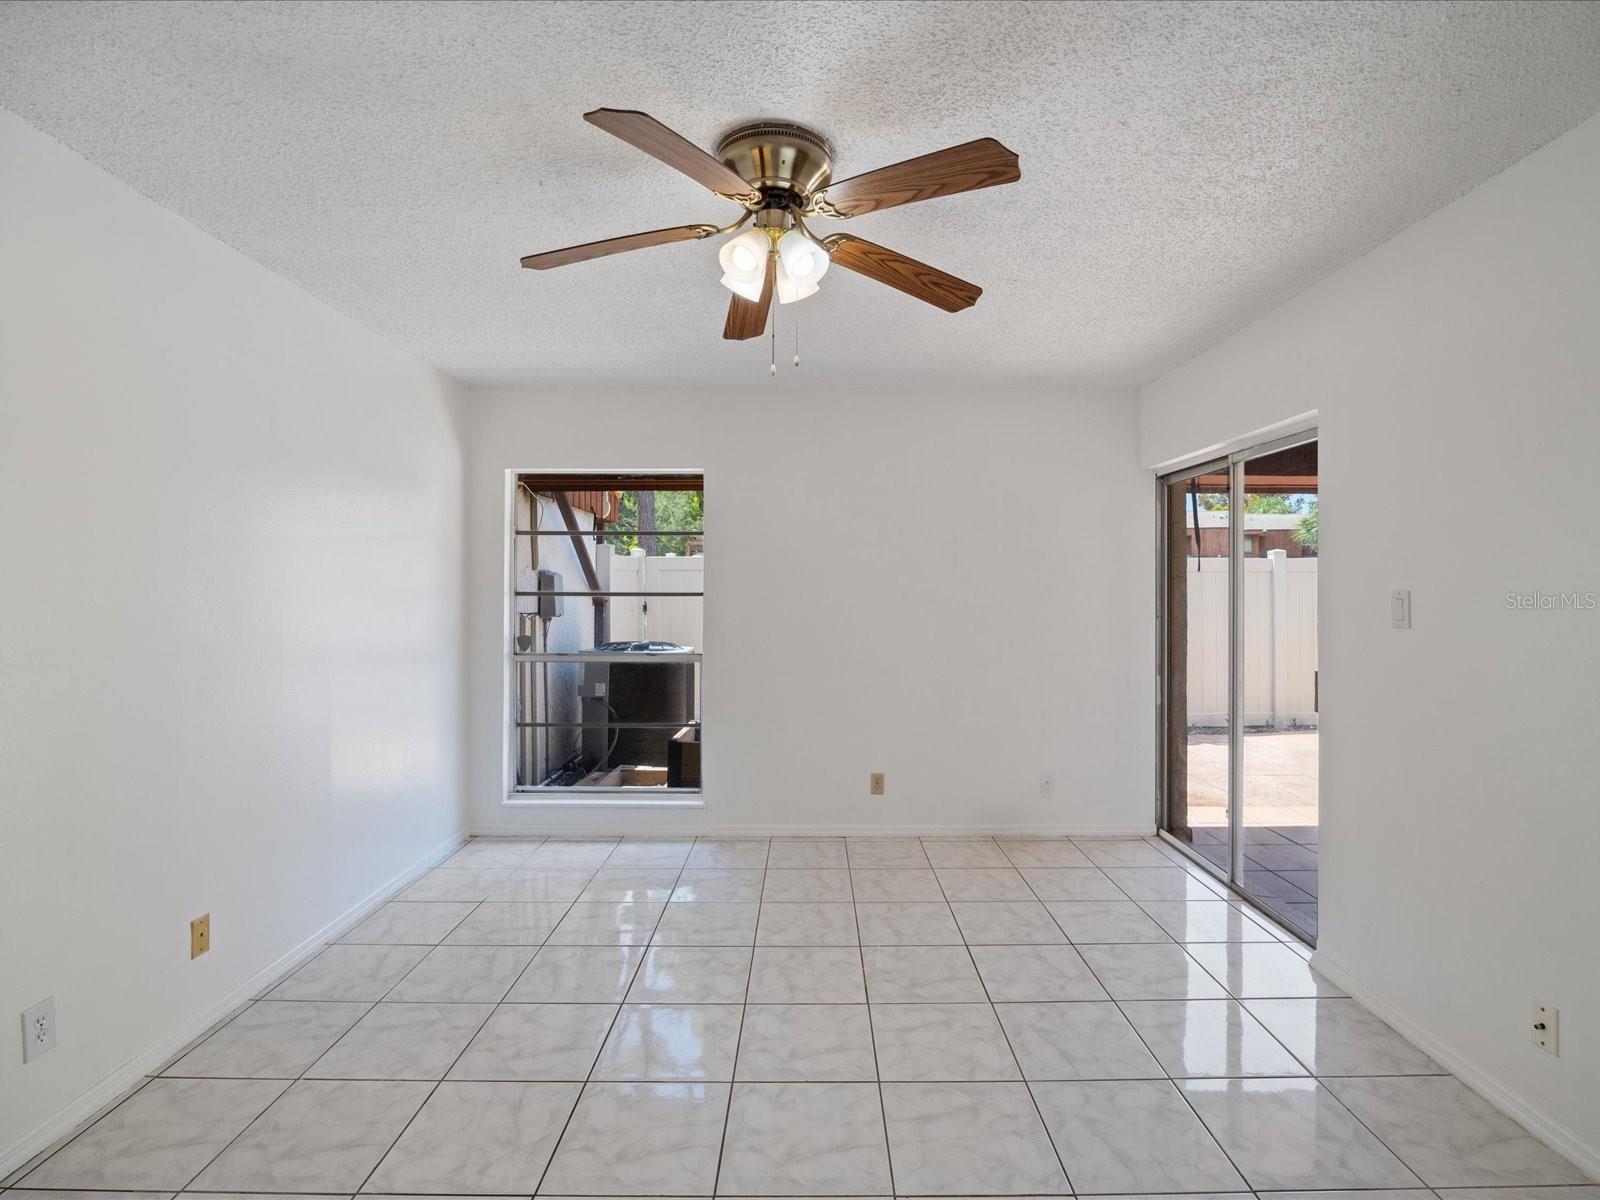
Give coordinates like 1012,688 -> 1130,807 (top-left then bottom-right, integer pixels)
1391,589 -> 1411,629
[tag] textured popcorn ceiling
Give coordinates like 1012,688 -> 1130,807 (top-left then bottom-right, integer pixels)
4,1 -> 1600,388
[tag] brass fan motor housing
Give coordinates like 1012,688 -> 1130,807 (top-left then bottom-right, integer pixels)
715,120 -> 834,205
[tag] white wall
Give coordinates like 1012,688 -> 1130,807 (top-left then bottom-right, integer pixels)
0,112 -> 466,1167
1140,111 -> 1600,1168
461,385 -> 1152,837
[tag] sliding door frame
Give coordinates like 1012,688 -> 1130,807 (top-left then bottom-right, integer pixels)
1155,427 -> 1319,935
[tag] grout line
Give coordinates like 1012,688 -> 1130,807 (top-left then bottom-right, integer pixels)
705,836 -> 765,1198
853,849 -> 899,1198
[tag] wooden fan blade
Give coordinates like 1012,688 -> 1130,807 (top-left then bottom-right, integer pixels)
722,252 -> 776,340
520,224 -> 716,270
824,234 -> 982,312
812,138 -> 1019,218
585,108 -> 759,200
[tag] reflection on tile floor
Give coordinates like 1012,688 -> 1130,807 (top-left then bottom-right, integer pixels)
12,835 -> 1593,1197
1187,823 -> 1319,939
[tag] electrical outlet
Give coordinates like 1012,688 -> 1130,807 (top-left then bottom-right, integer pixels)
191,913 -> 211,959
1533,1001 -> 1559,1055
869,772 -> 885,796
22,996 -> 57,1063
1039,772 -> 1054,797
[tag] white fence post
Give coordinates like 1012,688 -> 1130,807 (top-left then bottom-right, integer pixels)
1268,549 -> 1289,729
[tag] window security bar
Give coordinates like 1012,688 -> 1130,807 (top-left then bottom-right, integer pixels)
513,590 -> 704,599
513,534 -> 704,540
514,720 -> 703,730
513,651 -> 702,664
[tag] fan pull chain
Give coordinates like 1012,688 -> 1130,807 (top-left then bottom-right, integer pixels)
793,318 -> 800,368
769,302 -> 777,377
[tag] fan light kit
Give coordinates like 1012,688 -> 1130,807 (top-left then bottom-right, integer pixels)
521,110 -> 1020,344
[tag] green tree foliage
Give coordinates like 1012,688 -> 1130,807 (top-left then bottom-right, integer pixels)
608,491 -> 704,556
1294,502 -> 1319,551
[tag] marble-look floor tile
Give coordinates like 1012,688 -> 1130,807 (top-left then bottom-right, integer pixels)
337,901 -> 476,945
1019,867 -> 1127,901
933,867 -> 1033,901
1426,1189 -> 1600,1200
756,901 -> 859,945
1179,1077 -> 1422,1190
363,1080 -> 579,1193
526,839 -> 620,869
1032,1079 -> 1245,1193
484,867 -> 594,903
748,946 -> 866,1002
442,901 -> 568,945
718,1082 -> 892,1195
486,870 -> 595,908
871,1003 -> 1020,1081
685,838 -> 770,868
504,944 -> 643,1003
22,1078 -> 287,1190
437,838 -> 541,868
394,867 -> 512,902
1076,944 -> 1228,1000
855,901 -> 963,945
1325,1075 -> 1591,1186
880,1081 -> 1070,1195
736,1004 -> 877,1081
995,1002 -> 1162,1080
1045,901 -> 1171,944
593,1003 -> 743,1080
540,1082 -> 729,1196
1073,838 -> 1180,868
579,867 -> 683,903
670,867 -> 766,902
384,945 -> 532,1003
603,839 -> 693,868
266,944 -> 429,1002
448,1002 -> 615,1080
545,900 -> 665,946
922,838 -> 1011,868
1243,997 -> 1442,1075
846,837 -> 930,867
164,1001 -> 367,1078
190,1079 -> 431,1192
1261,1191 -> 1438,1200
1186,942 -> 1344,998
998,839 -> 1094,868
950,901 -> 1066,945
968,944 -> 1108,1002
1120,999 -> 1307,1078
628,945 -> 752,1003
1103,866 -> 1227,901
762,867 -> 853,901
651,900 -> 759,945
1138,900 -> 1278,942
848,868 -> 946,902
305,1001 -> 491,1079
862,945 -> 987,1003
768,837 -> 849,868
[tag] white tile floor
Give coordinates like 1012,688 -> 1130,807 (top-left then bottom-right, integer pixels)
9,835 -> 1596,1198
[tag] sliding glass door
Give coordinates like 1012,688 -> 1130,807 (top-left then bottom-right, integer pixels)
1159,433 -> 1319,941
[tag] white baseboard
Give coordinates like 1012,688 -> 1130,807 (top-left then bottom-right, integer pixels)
1310,948 -> 1600,1182
0,828 -> 468,1181
471,821 -> 1158,838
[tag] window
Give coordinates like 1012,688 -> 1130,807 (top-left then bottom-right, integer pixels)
507,472 -> 703,801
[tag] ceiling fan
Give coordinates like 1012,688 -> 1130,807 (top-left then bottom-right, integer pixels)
520,109 -> 1021,341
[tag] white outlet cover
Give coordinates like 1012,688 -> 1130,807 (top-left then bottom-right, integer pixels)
22,996 -> 57,1063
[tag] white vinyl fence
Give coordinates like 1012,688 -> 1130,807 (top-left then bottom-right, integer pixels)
1185,550 -> 1318,728
608,551 -> 704,649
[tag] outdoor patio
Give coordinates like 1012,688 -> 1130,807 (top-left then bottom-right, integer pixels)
1181,729 -> 1319,939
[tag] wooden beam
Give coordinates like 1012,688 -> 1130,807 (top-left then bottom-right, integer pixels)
552,492 -> 608,644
